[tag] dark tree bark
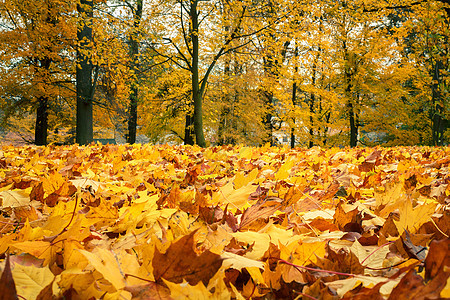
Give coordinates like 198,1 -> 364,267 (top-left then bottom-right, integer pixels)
76,0 -> 94,145
348,100 -> 357,147
262,91 -> 274,145
35,57 -> 52,146
290,47 -> 298,149
309,56 -> 319,148
127,0 -> 143,144
431,60 -> 445,145
342,40 -> 358,147
184,113 -> 194,145
35,96 -> 49,146
190,0 -> 206,147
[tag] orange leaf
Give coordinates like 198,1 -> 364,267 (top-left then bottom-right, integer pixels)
152,230 -> 223,286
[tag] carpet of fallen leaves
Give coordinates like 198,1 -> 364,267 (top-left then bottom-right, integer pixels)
0,144 -> 449,300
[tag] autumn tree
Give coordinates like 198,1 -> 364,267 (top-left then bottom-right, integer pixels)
407,1 -> 450,145
361,0 -> 450,145
146,0 -> 284,147
0,0 -> 76,145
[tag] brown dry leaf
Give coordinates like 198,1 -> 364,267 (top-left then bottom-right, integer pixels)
153,230 -> 223,285
401,230 -> 427,261
387,268 -> 445,300
0,253 -> 19,300
334,202 -> 359,231
341,281 -> 385,300
124,283 -> 172,300
239,197 -> 282,229
425,238 -> 450,281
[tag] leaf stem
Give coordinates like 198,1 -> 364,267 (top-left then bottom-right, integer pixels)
124,273 -> 153,282
294,291 -> 319,300
360,241 -> 394,266
277,258 -> 355,277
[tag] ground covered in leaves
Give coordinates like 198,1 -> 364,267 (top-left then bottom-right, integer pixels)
0,144 -> 449,299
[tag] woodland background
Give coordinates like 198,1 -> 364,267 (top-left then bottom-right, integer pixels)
0,0 -> 449,148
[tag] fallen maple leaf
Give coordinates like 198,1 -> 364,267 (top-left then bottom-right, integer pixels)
153,230 -> 223,286
0,253 -> 18,300
12,263 -> 54,300
239,197 -> 282,229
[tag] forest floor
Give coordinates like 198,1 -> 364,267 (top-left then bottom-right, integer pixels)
0,144 -> 449,299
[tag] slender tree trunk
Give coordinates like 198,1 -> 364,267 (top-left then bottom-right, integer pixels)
290,46 -> 298,149
35,57 -> 52,146
190,0 -> 206,147
128,87 -> 138,144
35,96 -> 48,146
432,60 -> 444,146
346,73 -> 357,147
262,54 -> 275,146
309,72 -> 316,148
218,51 -> 231,146
262,91 -> 274,145
343,41 -> 357,147
184,113 -> 194,145
309,51 -> 320,148
348,100 -> 357,147
127,0 -> 143,144
290,85 -> 296,148
76,0 -> 94,145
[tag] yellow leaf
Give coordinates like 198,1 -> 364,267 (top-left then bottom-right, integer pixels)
349,240 -> 389,270
394,200 -> 436,235
57,269 -> 99,299
0,190 -> 30,208
70,178 -> 103,192
17,219 -> 46,241
275,158 -> 294,181
230,283 -> 246,300
292,241 -> 327,266
13,241 -> 58,266
78,248 -> 126,290
233,168 -> 258,189
163,279 -> 212,300
42,172 -> 65,195
221,252 -> 265,270
212,182 -> 256,211
63,241 -> 89,270
232,231 -> 270,260
325,275 -> 400,297
247,266 -> 264,284
265,224 -> 297,246
12,264 -> 54,300
441,275 -> 450,298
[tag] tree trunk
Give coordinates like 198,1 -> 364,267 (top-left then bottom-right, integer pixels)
76,0 -> 94,145
128,86 -> 138,144
35,57 -> 52,146
184,113 -> 194,145
262,91 -> 274,145
190,0 -> 206,147
290,47 -> 298,149
432,60 -> 444,146
348,100 -> 357,147
346,74 -> 357,147
35,96 -> 48,146
127,0 -> 143,144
